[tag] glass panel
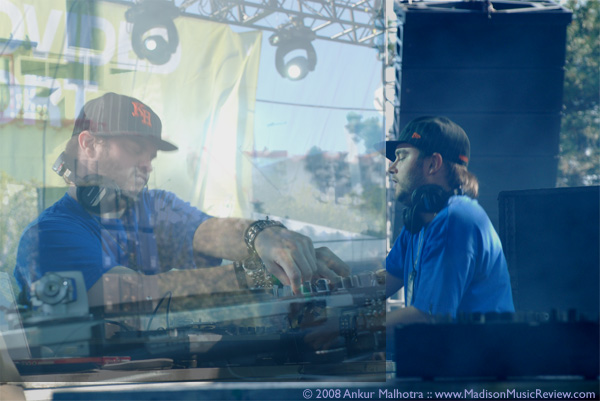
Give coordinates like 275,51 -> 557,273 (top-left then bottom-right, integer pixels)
0,0 -> 387,383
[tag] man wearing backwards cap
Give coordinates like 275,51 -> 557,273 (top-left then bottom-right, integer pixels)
385,116 -> 514,325
14,92 -> 349,298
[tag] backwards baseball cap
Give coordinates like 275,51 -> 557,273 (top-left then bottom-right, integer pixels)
72,92 -> 178,151
385,116 -> 470,166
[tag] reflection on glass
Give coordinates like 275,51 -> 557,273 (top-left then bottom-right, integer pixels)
0,0 -> 386,384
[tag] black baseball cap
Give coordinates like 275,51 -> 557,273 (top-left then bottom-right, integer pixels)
385,116 -> 470,166
72,92 -> 178,151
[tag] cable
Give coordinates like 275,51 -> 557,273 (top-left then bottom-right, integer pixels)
256,98 -> 378,112
146,291 -> 172,331
104,319 -> 132,332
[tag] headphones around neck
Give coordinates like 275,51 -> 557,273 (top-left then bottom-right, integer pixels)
76,174 -> 123,214
403,184 -> 458,234
53,152 -> 124,214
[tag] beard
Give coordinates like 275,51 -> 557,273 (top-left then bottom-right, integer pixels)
97,173 -> 145,200
81,139 -> 151,210
121,175 -> 148,199
95,160 -> 148,199
394,161 -> 426,207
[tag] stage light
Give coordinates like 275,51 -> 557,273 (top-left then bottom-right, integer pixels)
144,37 -> 158,51
270,23 -> 317,81
286,58 -> 306,80
125,0 -> 180,65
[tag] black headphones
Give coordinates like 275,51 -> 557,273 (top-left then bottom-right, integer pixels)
76,174 -> 123,214
53,152 -> 124,214
403,184 -> 458,234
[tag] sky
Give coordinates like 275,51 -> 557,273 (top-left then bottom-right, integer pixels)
243,29 -> 384,156
178,0 -> 388,157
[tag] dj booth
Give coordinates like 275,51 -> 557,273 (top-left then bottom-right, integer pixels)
8,266 -> 387,377
1,188 -> 597,398
4,265 -> 598,401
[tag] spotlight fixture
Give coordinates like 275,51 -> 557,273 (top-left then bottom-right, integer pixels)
125,0 -> 180,65
269,21 -> 317,81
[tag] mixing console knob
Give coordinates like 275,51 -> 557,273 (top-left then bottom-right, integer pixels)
316,278 -> 330,292
300,281 -> 312,294
357,273 -> 368,287
277,286 -> 293,297
330,276 -> 342,289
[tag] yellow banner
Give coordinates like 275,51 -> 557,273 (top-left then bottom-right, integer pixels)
0,0 -> 261,217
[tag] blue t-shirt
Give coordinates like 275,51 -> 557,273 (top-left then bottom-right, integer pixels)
386,195 -> 514,318
14,189 -> 219,292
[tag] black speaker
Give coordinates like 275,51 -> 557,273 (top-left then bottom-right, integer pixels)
395,320 -> 600,379
392,0 -> 572,234
499,186 -> 600,320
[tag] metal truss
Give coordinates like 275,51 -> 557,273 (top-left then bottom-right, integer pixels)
103,0 -> 386,49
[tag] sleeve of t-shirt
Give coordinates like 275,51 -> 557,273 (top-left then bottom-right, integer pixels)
14,217 -> 105,293
149,190 -> 222,270
386,233 -> 406,298
411,209 -> 477,318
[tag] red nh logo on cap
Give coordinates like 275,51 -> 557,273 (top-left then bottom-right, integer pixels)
131,101 -> 152,127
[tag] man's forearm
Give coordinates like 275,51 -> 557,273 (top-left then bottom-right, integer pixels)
193,217 -> 253,261
193,217 -> 350,294
88,264 -> 241,306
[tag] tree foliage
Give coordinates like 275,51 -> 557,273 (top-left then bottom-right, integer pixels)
0,173 -> 39,290
344,114 -> 386,228
558,0 -> 600,186
345,112 -> 384,151
304,146 -> 352,203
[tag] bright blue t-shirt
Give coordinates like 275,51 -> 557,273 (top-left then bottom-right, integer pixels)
14,189 -> 219,293
386,195 -> 514,318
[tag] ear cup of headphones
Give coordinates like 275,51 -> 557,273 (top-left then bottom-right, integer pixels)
403,206 -> 418,234
76,175 -> 122,214
403,185 -> 451,234
411,184 -> 450,214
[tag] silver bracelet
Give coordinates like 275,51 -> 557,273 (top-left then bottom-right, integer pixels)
241,253 -> 272,289
244,218 -> 286,255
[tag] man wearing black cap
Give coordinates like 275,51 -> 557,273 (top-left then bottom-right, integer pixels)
385,116 -> 514,324
14,92 -> 349,299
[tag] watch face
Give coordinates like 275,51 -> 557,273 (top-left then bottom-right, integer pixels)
243,255 -> 264,271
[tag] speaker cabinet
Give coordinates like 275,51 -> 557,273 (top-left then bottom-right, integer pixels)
395,321 -> 599,379
392,1 -> 572,235
499,186 -> 599,319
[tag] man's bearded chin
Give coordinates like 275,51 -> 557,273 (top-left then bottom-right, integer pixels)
397,177 -> 426,207
121,186 -> 144,201
122,174 -> 149,200
396,192 -> 412,206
